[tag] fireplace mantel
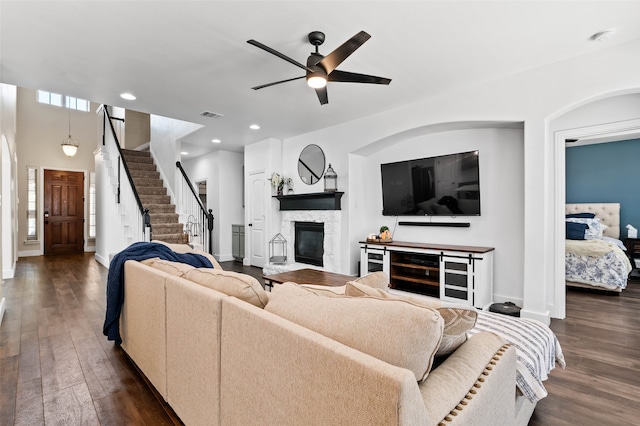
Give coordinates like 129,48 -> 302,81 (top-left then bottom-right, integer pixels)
275,192 -> 344,211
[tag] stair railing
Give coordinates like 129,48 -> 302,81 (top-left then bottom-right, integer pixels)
176,161 -> 214,255
101,106 -> 151,242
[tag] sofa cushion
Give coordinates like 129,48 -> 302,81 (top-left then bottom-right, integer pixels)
352,271 -> 389,289
141,258 -> 196,277
345,281 -> 477,356
266,282 -> 444,382
185,268 -> 269,308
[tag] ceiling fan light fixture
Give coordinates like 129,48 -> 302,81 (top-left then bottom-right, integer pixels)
307,73 -> 327,89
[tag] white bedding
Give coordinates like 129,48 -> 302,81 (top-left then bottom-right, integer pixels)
468,311 -> 565,403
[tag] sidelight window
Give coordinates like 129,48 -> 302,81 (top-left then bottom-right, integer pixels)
27,166 -> 38,241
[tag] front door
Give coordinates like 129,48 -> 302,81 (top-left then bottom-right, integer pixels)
44,169 -> 84,255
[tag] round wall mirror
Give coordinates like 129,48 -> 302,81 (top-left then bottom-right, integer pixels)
298,144 -> 326,185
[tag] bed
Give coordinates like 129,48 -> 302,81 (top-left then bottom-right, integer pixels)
565,203 -> 632,292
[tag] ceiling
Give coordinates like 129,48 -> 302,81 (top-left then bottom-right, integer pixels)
2,1 -> 640,158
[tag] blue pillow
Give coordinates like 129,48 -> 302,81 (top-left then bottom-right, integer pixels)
566,212 -> 596,219
566,222 -> 589,240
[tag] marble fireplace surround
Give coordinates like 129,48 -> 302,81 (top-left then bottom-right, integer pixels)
262,210 -> 342,276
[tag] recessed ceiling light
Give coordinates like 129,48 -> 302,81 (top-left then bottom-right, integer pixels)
211,138 -> 221,143
250,124 -> 260,130
180,151 -> 189,155
120,92 -> 136,100
591,28 -> 617,42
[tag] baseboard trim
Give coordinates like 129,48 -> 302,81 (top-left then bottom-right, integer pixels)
95,253 -> 110,268
18,249 -> 42,257
3,264 -> 15,279
520,308 -> 551,326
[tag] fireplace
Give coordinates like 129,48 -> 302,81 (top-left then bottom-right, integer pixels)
262,210 -> 341,276
294,222 -> 324,267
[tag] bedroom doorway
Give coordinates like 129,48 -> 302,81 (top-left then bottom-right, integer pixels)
553,116 -> 640,319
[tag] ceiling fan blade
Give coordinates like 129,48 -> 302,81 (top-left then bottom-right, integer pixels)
251,76 -> 305,90
328,69 -> 391,85
247,39 -> 313,72
319,31 -> 370,74
315,86 -> 328,105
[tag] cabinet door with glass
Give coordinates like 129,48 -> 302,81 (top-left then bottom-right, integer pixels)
439,255 -> 473,306
360,245 -> 390,277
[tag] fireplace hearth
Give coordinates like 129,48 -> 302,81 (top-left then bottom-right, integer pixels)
294,222 -> 324,267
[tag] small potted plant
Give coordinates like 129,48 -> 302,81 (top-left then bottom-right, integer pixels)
379,226 -> 392,241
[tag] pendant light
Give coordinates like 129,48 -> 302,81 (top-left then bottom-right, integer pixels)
61,108 -> 79,157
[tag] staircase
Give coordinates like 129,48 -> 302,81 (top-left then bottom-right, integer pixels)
121,149 -> 185,244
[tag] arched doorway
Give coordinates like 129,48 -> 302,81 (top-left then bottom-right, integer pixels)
550,92 -> 640,318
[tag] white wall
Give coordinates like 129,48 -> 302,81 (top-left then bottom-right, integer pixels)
182,149 -> 244,261
149,115 -> 202,198
15,87 -> 98,256
254,39 -> 640,323
1,84 -> 18,283
362,127 -> 524,302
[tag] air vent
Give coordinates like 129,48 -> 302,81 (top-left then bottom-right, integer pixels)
199,111 -> 224,119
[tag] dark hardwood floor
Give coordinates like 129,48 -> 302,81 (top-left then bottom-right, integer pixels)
1,253 -> 638,425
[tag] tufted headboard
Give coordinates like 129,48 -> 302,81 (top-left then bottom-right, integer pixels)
565,203 -> 620,239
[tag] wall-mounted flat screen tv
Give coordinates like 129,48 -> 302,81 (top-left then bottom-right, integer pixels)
381,150 -> 480,216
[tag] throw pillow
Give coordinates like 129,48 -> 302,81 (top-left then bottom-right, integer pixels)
140,258 -> 196,277
565,221 -> 588,240
266,282 -> 443,382
186,268 -> 269,308
345,281 -> 477,356
566,212 -> 596,219
352,271 -> 389,290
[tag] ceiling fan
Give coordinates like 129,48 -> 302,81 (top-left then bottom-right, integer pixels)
247,31 -> 391,105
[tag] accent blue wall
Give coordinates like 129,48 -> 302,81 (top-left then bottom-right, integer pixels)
566,138 -> 640,239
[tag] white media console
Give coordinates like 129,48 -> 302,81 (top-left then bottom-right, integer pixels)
360,240 -> 494,309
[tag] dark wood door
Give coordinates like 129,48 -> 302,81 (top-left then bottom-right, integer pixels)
44,169 -> 84,255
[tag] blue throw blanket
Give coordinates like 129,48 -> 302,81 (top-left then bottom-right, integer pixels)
103,241 -> 213,345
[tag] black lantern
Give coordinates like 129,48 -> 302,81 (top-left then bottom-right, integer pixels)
324,163 -> 337,192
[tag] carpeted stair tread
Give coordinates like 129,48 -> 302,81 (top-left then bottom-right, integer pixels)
140,194 -> 171,204
126,162 -> 157,172
153,223 -> 184,233
122,155 -> 154,165
145,204 -> 178,214
130,177 -> 165,188
150,213 -> 179,224
129,169 -> 160,179
151,233 -> 184,244
136,186 -> 168,196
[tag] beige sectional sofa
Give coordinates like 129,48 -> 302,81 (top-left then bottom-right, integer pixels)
118,246 -> 533,426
